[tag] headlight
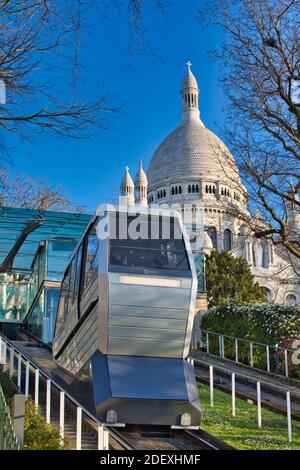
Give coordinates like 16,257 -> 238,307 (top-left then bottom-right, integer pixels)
106,410 -> 117,424
180,412 -> 192,427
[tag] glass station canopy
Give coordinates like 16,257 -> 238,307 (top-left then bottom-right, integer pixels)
0,206 -> 92,272
0,206 -> 92,327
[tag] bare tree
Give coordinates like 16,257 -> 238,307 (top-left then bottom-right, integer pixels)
0,1 -> 119,151
0,1 -> 167,208
0,168 -> 84,212
198,0 -> 300,258
0,1 -> 167,156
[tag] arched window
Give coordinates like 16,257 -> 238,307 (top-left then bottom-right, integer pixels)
262,241 -> 269,268
207,227 -> 218,250
196,184 -> 199,193
163,189 -> 166,197
224,229 -> 232,251
262,287 -> 273,302
212,186 -> 216,194
252,244 -> 256,266
205,185 -> 208,193
188,185 -> 191,193
286,294 -> 297,307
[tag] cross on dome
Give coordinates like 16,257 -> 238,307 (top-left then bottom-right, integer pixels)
186,61 -> 192,72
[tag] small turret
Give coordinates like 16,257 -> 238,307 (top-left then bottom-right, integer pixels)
120,166 -> 134,207
181,61 -> 204,126
286,182 -> 300,242
134,161 -> 148,207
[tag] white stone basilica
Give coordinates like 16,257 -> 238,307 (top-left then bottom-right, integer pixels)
120,63 -> 300,307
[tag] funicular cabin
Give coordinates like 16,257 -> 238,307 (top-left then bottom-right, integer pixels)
52,206 -> 201,428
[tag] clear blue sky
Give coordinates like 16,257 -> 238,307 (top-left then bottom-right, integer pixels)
10,1 -> 225,213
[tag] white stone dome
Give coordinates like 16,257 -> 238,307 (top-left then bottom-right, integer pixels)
147,63 -> 245,202
181,70 -> 198,91
134,160 -> 148,185
121,166 -> 134,188
147,119 -> 240,188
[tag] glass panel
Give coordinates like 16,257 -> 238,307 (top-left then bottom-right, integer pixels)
110,246 -> 189,271
109,214 -> 190,272
68,257 -> 76,307
73,244 -> 83,305
27,290 -> 44,340
83,228 -> 99,292
43,288 -> 60,343
47,239 -> 77,281
0,273 -> 28,322
55,269 -> 70,334
110,214 -> 186,251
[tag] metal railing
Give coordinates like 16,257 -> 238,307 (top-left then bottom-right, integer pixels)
0,333 -> 132,451
0,379 -> 19,450
194,329 -> 299,381
192,358 -> 295,444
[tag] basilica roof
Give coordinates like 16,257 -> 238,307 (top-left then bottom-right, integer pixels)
147,64 -> 243,192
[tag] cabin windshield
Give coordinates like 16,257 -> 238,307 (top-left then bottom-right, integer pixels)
109,213 -> 190,273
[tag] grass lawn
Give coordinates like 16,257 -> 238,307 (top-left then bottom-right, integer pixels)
198,383 -> 300,450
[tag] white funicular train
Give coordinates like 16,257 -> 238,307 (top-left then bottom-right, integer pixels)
52,206 -> 201,429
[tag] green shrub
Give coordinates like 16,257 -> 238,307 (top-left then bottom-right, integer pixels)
0,366 -> 17,409
202,303 -> 300,345
24,397 -> 67,450
202,303 -> 300,372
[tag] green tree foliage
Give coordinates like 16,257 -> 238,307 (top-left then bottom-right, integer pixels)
205,251 -> 266,308
24,398 -> 67,450
0,366 -> 17,409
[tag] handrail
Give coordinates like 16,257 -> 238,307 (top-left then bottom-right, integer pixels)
195,328 -> 299,380
0,332 -> 133,450
199,328 -> 296,354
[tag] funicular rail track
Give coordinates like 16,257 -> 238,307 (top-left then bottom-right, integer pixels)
0,331 -> 231,451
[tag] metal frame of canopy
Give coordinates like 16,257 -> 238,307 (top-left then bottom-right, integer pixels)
0,206 -> 92,324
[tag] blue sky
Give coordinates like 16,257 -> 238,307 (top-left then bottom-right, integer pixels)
10,1 -> 226,213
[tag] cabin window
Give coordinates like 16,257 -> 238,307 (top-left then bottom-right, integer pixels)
109,214 -> 190,274
55,267 -> 70,333
73,244 -> 83,306
83,226 -> 99,293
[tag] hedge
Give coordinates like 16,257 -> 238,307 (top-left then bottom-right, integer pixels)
201,303 -> 300,376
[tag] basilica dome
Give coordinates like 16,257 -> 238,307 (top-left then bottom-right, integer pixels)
147,119 -> 239,188
147,64 -> 245,203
